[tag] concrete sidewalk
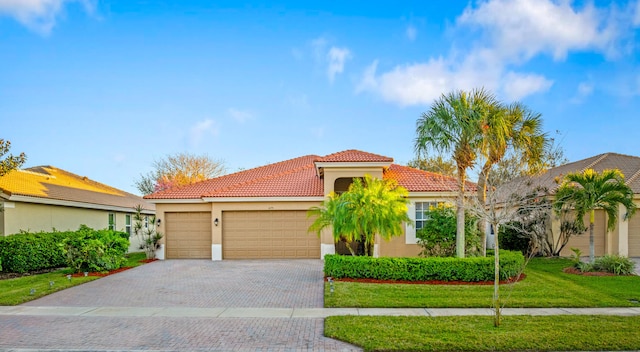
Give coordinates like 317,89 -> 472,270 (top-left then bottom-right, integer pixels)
2,305 -> 640,318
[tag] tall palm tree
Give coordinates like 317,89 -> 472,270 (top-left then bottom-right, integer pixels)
476,102 -> 547,255
307,175 -> 410,256
553,169 -> 636,263
415,88 -> 499,258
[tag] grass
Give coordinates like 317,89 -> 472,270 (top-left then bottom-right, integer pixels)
325,315 -> 640,351
324,257 -> 640,308
0,252 -> 148,305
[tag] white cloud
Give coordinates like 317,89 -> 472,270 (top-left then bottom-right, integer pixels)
357,0 -> 625,106
327,46 -> 351,82
406,25 -> 417,41
227,108 -> 253,123
570,81 -> 595,103
457,0 -> 618,61
502,71 -> 553,101
0,0 -> 95,35
308,37 -> 352,83
189,119 -> 219,147
358,50 -> 505,106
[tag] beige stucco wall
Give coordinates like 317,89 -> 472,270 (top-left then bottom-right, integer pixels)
1,201 -> 149,253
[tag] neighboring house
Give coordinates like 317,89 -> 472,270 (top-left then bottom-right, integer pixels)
520,152 -> 640,257
145,150 -> 473,260
0,166 -> 155,252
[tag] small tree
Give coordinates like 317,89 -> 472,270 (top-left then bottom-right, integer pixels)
469,177 -> 550,327
135,152 -> 226,195
416,203 -> 480,257
554,169 -> 636,263
308,175 -> 411,256
0,139 -> 26,177
132,205 -> 163,259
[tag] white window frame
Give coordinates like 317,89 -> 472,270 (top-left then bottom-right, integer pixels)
125,214 -> 132,236
108,213 -> 116,231
405,200 -> 445,244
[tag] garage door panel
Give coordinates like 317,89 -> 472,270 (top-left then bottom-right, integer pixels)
166,212 -> 212,259
223,210 -> 319,259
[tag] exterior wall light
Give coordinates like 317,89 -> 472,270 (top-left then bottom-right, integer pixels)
156,218 -> 161,227
214,218 -> 219,226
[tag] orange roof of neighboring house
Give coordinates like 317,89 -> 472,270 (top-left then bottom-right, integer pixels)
146,150 -> 469,200
0,166 -> 154,212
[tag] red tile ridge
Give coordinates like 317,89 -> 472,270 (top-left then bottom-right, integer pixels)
315,149 -> 393,163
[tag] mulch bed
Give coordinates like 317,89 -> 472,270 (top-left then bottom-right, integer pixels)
331,274 -> 527,285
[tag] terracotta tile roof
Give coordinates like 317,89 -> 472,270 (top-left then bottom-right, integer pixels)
506,152 -> 640,196
146,150 -> 469,200
0,166 -> 154,211
146,155 -> 322,199
385,164 -> 475,192
315,149 -> 393,163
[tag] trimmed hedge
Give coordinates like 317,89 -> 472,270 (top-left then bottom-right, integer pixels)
0,226 -> 130,274
324,250 -> 524,282
0,231 -> 71,273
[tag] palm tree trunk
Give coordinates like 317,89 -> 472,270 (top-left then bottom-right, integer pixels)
456,167 -> 466,258
589,210 -> 595,263
477,162 -> 491,257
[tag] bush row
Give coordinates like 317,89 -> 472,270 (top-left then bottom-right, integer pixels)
324,250 -> 525,282
0,231 -> 71,273
0,226 -> 130,273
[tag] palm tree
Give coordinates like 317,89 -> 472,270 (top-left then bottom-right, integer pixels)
307,175 -> 410,256
553,169 -> 636,263
415,88 -> 498,257
476,102 -> 547,255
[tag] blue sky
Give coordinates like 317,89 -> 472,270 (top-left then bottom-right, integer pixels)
2,0 -> 640,195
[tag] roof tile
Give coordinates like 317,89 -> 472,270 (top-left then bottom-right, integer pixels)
146,150 -> 467,200
0,166 -> 154,210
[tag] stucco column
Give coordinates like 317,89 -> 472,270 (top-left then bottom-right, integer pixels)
617,203 -> 629,257
320,228 -> 335,259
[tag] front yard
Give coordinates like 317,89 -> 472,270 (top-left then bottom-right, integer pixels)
324,257 -> 640,351
325,257 -> 640,308
0,252 -> 147,305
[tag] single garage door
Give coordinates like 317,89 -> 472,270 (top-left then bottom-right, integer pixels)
165,212 -> 212,259
562,210 -> 606,257
222,210 -> 320,259
629,214 -> 640,256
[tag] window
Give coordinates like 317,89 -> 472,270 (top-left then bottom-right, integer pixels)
125,214 -> 131,236
415,201 -> 439,230
108,213 -> 116,231
406,201 -> 442,244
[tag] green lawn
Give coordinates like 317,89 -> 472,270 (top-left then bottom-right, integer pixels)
325,315 -> 640,352
325,257 -> 640,308
0,252 -> 148,305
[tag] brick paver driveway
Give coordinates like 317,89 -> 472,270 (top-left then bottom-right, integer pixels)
1,260 -> 360,351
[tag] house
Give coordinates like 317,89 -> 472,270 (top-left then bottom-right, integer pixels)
0,166 -> 155,252
145,150 -> 473,260
522,152 -> 640,257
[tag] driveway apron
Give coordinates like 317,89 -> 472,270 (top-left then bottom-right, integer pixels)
1,259 -> 361,351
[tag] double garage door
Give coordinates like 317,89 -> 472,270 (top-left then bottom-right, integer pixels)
164,210 -> 319,259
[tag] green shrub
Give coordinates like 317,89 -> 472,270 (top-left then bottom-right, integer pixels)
324,250 -> 524,282
592,255 -> 636,275
416,204 -> 481,257
0,231 -> 70,273
498,222 -> 531,255
60,225 -> 129,273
